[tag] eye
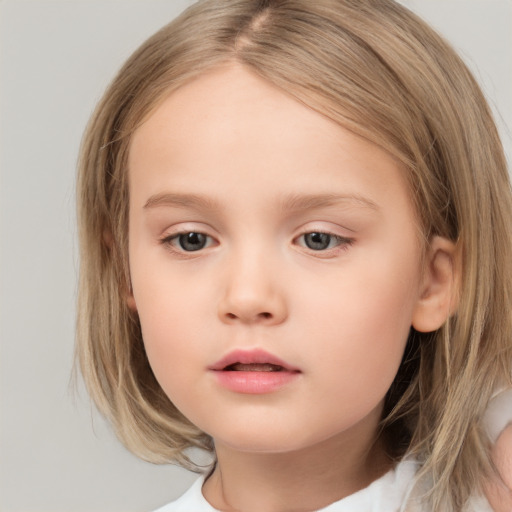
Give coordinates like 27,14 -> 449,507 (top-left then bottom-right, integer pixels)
297,232 -> 352,251
164,232 -> 214,252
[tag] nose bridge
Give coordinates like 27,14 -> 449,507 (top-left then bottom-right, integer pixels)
218,238 -> 287,325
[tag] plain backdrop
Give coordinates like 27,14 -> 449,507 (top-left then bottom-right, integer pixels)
0,1 -> 510,511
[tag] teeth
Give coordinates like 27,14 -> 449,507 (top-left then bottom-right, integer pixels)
226,363 -> 283,372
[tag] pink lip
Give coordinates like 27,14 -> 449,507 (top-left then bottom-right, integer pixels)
209,349 -> 301,394
209,349 -> 299,371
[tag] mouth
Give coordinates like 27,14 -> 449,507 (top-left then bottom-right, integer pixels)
209,349 -> 301,394
223,362 -> 286,372
209,348 -> 300,373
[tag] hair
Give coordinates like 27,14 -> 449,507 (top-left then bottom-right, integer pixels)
76,0 -> 512,509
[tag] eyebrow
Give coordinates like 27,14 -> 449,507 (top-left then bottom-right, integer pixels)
143,192 -> 379,212
144,193 -> 220,210
280,193 -> 379,212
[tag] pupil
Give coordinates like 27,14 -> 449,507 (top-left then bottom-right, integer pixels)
179,232 -> 206,251
305,232 -> 330,250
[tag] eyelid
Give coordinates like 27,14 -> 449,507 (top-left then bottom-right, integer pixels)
164,231 -> 214,246
295,231 -> 354,247
158,221 -> 217,241
159,225 -> 219,255
292,226 -> 355,256
157,223 -> 354,257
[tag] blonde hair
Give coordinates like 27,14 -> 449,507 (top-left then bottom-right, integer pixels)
76,0 -> 512,508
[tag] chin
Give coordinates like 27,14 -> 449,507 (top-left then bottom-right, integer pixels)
210,422 -> 345,456
218,438 -> 308,455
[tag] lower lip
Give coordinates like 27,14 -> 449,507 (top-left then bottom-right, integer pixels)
212,370 -> 300,394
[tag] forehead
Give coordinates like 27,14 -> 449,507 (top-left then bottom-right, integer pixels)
129,63 -> 346,169
128,62 -> 415,222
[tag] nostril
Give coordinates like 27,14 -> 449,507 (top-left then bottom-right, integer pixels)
224,311 -> 273,321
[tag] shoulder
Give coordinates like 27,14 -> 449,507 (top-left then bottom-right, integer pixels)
493,424 -> 512,489
484,389 -> 512,511
153,477 -> 218,512
484,388 -> 512,444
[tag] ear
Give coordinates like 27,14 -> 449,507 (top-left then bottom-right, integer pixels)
126,290 -> 138,312
412,236 -> 460,333
104,228 -> 138,313
103,229 -> 114,248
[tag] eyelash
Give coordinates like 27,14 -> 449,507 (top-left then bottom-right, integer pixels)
160,231 -> 215,254
159,230 -> 354,256
295,231 -> 354,254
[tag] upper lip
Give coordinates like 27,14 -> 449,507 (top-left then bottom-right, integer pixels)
209,348 -> 300,372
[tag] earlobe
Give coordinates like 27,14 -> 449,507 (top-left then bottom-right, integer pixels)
103,229 -> 114,248
412,236 -> 460,333
104,228 -> 137,312
126,292 -> 138,312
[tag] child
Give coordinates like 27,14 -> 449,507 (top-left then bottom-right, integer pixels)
75,0 -> 512,510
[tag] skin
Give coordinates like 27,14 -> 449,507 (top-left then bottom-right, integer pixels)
486,424 -> 512,511
127,63 -> 458,511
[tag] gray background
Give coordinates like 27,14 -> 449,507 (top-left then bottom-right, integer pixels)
0,1 -> 510,511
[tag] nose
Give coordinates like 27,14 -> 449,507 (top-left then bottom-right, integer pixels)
217,251 -> 288,326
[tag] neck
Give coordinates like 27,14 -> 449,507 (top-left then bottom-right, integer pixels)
202,421 -> 391,512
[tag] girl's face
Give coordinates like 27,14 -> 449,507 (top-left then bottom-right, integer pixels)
128,63 -> 427,455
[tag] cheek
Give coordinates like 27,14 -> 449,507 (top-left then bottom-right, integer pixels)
303,254 -> 419,397
135,294 -> 209,418
134,283 -> 205,354
129,257 -> 207,383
